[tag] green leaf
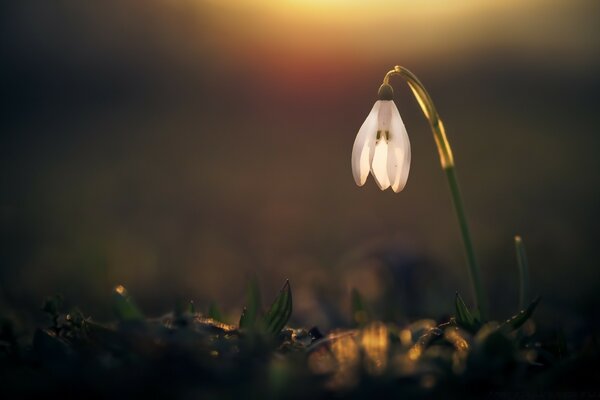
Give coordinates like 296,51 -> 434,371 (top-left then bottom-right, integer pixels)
208,302 -> 224,322
263,280 -> 292,336
112,285 -> 144,322
455,292 -> 480,332
351,288 -> 370,326
503,296 -> 541,331
239,277 -> 263,329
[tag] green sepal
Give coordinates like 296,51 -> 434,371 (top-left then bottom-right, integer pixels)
378,83 -> 394,100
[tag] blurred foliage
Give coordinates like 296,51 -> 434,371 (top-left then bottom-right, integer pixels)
1,283 -> 598,398
239,277 -> 263,330
208,302 -> 224,323
351,288 -> 371,327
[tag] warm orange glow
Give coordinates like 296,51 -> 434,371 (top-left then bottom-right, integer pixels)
331,335 -> 359,366
408,345 -> 421,361
444,328 -> 469,352
360,322 -> 390,375
164,0 -> 597,105
307,348 -> 336,375
399,329 -> 412,346
329,334 -> 360,390
200,0 -> 586,63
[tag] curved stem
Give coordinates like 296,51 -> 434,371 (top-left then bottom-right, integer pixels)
384,65 -> 488,320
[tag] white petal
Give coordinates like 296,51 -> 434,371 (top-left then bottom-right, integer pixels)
387,102 -> 411,193
351,102 -> 380,186
371,139 -> 390,190
370,101 -> 394,190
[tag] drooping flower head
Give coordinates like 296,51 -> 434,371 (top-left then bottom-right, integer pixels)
351,83 -> 411,193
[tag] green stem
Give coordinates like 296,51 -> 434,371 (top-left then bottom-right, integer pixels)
383,65 -> 488,320
445,167 -> 488,320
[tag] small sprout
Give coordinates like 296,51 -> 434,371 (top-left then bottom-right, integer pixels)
454,292 -> 480,332
263,280 -> 293,336
502,296 -> 541,331
112,285 -> 144,322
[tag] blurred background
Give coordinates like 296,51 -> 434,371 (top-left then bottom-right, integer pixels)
1,0 -> 599,336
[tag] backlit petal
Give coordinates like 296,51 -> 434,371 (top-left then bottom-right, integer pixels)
370,101 -> 394,190
352,102 -> 380,186
387,102 -> 411,193
371,139 -> 390,190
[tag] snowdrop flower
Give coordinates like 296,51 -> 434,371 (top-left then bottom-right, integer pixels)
351,65 -> 487,320
352,84 -> 411,192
